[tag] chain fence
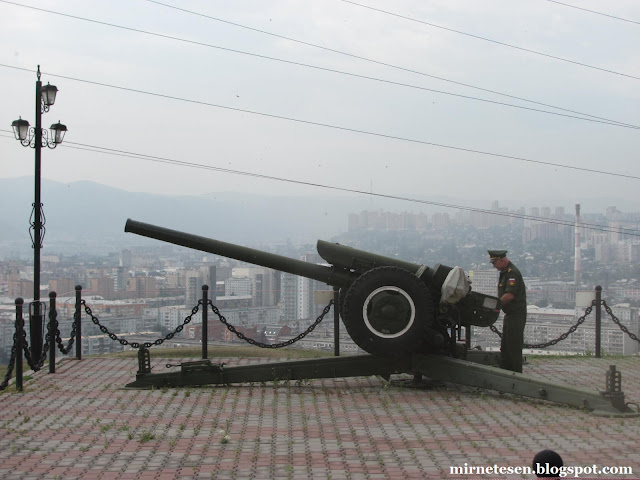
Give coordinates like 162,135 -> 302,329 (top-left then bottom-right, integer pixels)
3,286 -> 640,392
80,296 -> 334,352
603,300 -> 640,344
0,339 -> 18,391
489,300 -> 640,350
1,297 -> 81,391
81,299 -> 200,350
207,299 -> 334,349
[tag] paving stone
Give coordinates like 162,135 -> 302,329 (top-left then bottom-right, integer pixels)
0,355 -> 639,478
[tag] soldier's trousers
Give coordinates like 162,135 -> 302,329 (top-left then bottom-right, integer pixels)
500,312 -> 526,373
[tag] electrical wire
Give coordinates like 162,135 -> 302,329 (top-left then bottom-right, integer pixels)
1,65 -> 638,182
339,0 -> 640,81
545,0 -> 640,25
56,140 -> 640,234
0,2 -> 636,131
2,131 -> 637,237
143,0 -> 638,129
1,62 -> 635,133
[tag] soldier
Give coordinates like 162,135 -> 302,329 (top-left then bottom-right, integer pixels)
488,250 -> 527,372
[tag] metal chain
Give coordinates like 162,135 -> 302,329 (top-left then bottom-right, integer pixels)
490,301 -> 595,349
602,300 -> 640,344
0,336 -> 18,391
489,324 -> 502,338
208,299 -> 334,348
21,322 -> 51,371
81,299 -> 200,349
53,304 -> 77,355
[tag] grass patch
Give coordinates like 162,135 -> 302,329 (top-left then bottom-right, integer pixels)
104,345 -> 334,360
0,365 -> 14,382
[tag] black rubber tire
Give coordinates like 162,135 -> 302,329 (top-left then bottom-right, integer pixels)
342,266 -> 434,356
337,285 -> 350,321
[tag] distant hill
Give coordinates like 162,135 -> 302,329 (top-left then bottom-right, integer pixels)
1,177 -> 637,256
0,177 -> 380,254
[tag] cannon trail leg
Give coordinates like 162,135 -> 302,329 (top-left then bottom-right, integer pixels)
412,354 -> 639,418
126,354 -> 413,389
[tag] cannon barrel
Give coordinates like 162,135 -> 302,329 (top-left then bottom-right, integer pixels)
125,219 -> 355,287
316,240 -> 447,288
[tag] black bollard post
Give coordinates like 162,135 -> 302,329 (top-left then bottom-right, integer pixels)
49,291 -> 56,374
15,298 -> 24,392
75,285 -> 82,360
595,285 -> 602,358
202,285 -> 208,360
334,287 -> 340,357
29,301 -> 44,364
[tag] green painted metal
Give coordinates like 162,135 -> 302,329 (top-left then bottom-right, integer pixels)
126,354 -> 412,389
412,354 -> 639,418
126,353 -> 638,417
125,219 -> 355,288
317,240 -> 440,283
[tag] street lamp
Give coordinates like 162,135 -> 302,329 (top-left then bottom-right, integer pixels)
11,65 -> 68,362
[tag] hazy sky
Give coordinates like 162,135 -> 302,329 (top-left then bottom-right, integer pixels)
1,0 -> 639,211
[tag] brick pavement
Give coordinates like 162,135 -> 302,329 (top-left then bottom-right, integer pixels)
0,355 -> 639,479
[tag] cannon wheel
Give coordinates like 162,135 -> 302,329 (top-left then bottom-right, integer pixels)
342,266 -> 434,356
337,284 -> 351,320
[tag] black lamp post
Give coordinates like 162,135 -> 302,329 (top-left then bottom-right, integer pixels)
11,65 -> 67,362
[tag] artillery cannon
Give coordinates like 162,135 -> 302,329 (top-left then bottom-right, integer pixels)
125,218 -> 499,358
123,219 -> 639,417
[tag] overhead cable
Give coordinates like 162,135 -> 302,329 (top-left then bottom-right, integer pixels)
546,0 -> 640,25
1,65 -> 638,182
339,0 -> 640,81
0,1 -> 636,130
2,131 -> 637,238
50,140 -> 640,238
1,62 -> 634,133
143,0 -> 637,129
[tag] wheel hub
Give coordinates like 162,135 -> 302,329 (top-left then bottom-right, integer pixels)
363,286 -> 415,338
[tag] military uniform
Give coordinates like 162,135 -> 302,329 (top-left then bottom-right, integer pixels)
489,250 -> 527,373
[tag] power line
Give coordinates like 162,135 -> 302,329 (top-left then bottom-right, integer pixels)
546,0 -> 640,25
47,141 -> 640,237
1,65 -> 638,182
339,0 -> 640,81
2,64 -> 638,182
143,0 -> 638,129
1,3 -> 636,132
1,60 -> 634,135
3,131 -> 636,237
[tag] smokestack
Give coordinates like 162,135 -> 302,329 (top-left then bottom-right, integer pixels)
574,204 -> 581,286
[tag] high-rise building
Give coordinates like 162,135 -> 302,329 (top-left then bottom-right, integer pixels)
89,276 -> 115,299
114,267 -> 127,293
225,276 -> 252,297
467,269 -> 498,296
232,267 -> 279,307
127,276 -> 158,298
50,278 -> 75,296
280,255 -> 331,324
120,249 -> 132,268
185,271 -> 203,307
281,271 -> 298,324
